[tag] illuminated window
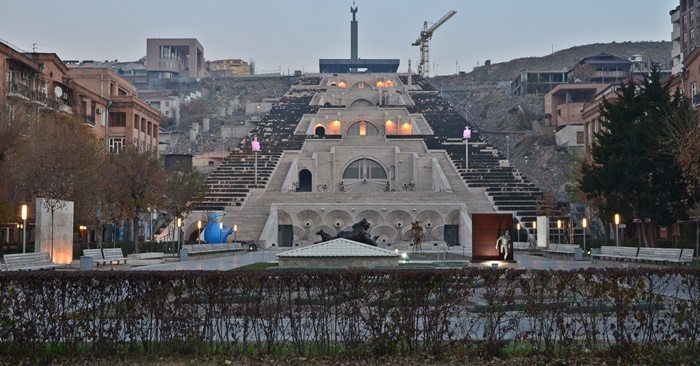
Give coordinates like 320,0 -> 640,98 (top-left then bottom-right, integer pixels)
376,80 -> 385,88
385,80 -> 394,87
343,159 -> 387,179
400,122 -> 413,135
347,121 -> 379,136
385,120 -> 396,134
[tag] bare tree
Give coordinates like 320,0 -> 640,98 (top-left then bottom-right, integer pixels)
109,147 -> 166,253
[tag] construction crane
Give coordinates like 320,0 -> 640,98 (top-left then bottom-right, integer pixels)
412,10 -> 457,78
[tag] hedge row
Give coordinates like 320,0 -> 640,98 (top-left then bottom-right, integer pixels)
0,268 -> 698,358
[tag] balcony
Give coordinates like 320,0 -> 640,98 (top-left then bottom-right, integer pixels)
84,114 -> 95,126
6,82 -> 33,100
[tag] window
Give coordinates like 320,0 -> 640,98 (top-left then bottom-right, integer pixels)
346,121 -> 379,136
109,112 -> 126,127
165,101 -> 170,107
342,159 -> 387,180
109,137 -> 125,153
576,131 -> 584,145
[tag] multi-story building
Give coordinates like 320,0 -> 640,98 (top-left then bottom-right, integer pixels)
68,67 -> 160,153
140,92 -> 180,123
511,70 -> 570,95
668,46 -> 700,107
544,83 -> 609,149
575,53 -> 632,84
671,0 -> 700,74
580,85 -> 623,163
207,59 -> 253,77
145,38 -> 206,83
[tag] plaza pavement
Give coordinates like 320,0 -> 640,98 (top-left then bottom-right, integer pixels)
132,250 -> 624,271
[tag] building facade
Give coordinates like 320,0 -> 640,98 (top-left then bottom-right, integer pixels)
146,38 -> 206,82
207,59 -> 252,76
68,67 -> 160,153
544,83 -> 609,149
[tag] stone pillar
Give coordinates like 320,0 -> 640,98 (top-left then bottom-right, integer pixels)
202,118 -> 210,132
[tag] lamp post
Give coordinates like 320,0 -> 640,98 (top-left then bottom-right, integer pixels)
252,136 -> 261,186
463,126 -> 471,171
176,217 -> 182,253
197,220 -> 202,245
233,224 -> 238,243
219,222 -> 223,244
20,205 -> 27,253
582,218 -> 588,252
557,219 -> 562,244
516,223 -> 521,242
532,220 -> 537,245
614,214 -> 620,247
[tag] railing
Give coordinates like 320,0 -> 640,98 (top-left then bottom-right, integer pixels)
5,82 -> 32,99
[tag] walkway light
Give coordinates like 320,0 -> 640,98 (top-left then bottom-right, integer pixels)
20,205 -> 27,254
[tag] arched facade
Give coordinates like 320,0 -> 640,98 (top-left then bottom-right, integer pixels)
342,158 -> 387,180
346,121 -> 379,136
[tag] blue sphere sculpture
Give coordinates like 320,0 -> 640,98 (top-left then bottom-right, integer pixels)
204,212 -> 234,244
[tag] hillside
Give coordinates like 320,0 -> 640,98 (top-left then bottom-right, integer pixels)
428,41 -> 673,201
440,41 -> 671,83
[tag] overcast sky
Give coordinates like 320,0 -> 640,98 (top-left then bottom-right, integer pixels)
0,0 -> 677,75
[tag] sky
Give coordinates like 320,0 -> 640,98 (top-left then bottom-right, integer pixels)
0,0 -> 678,75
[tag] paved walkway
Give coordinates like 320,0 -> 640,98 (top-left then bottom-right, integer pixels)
131,249 -> 280,271
133,250 -> 628,271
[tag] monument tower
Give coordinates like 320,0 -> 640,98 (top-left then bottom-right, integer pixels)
351,2 -> 358,60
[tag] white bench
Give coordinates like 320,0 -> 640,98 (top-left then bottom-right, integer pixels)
513,242 -> 532,250
636,248 -> 682,264
184,243 -> 242,255
101,248 -> 127,265
544,244 -> 579,255
673,248 -> 695,264
2,252 -> 59,271
592,246 -> 638,262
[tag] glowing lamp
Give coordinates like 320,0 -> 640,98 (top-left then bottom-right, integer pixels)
251,137 -> 261,152
532,221 -> 537,230
219,222 -> 223,230
197,220 -> 202,229
234,224 -> 238,232
21,205 -> 27,220
557,219 -> 562,229
614,214 -> 620,225
582,218 -> 588,228
177,217 -> 182,228
463,126 -> 471,139
516,223 -> 521,231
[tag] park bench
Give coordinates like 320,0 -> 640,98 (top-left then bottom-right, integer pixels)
82,249 -> 108,266
2,252 -> 58,271
544,244 -> 579,256
101,248 -> 127,265
184,243 -> 243,255
592,246 -> 638,262
636,248 -> 683,264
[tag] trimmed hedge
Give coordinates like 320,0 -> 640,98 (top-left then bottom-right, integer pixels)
0,268 -> 698,359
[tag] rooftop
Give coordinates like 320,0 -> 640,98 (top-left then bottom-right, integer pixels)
277,238 -> 401,258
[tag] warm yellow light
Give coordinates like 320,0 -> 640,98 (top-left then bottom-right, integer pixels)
376,80 -> 385,88
197,220 -> 202,229
516,223 -> 521,231
532,221 -> 537,230
359,123 -> 367,136
338,80 -> 347,88
614,214 -> 620,225
177,217 -> 182,228
385,80 -> 394,87
21,205 -> 27,220
582,218 -> 588,228
234,224 -> 238,232
401,122 -> 412,135
557,219 -> 562,229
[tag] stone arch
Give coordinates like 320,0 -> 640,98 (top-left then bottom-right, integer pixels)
355,209 -> 383,228
295,210 -> 323,229
428,224 -> 445,241
324,210 -> 353,229
349,98 -> 373,108
352,81 -> 369,89
342,157 -> 387,180
416,210 -> 445,230
314,125 -> 325,137
298,169 -> 312,192
445,210 -> 461,225
385,209 -> 413,230
370,225 -> 398,246
278,210 -> 294,225
292,225 -> 308,241
346,120 -> 379,136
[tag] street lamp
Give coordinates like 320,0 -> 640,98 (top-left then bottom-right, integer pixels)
197,220 -> 202,245
532,220 -> 537,245
219,222 -> 223,244
614,214 -> 620,247
176,217 -> 182,253
463,126 -> 471,171
557,219 -> 562,244
252,136 -> 261,186
233,224 -> 238,243
582,217 -> 588,252
516,223 -> 521,242
20,205 -> 27,254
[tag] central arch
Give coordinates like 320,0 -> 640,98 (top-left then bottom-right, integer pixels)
347,121 -> 379,136
342,158 -> 387,180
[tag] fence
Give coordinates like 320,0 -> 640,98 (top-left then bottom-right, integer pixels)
0,268 -> 698,358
